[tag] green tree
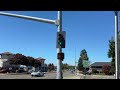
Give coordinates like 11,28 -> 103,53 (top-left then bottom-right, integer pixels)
62,63 -> 69,70
108,36 -> 120,74
26,56 -> 35,66
78,49 -> 89,71
48,63 -> 51,71
51,63 -> 54,70
9,53 -> 28,65
34,59 -> 41,68
108,37 -> 115,74
48,63 -> 54,72
69,65 -> 75,70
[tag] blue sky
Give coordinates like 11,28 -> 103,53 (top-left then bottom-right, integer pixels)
0,11 -> 116,66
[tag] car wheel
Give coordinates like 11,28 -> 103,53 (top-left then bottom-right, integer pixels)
31,75 -> 34,77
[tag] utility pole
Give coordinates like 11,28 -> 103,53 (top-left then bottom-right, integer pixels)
114,11 -> 119,79
56,11 -> 63,79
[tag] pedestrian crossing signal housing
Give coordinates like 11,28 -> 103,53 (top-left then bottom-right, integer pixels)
56,31 -> 66,48
57,53 -> 64,60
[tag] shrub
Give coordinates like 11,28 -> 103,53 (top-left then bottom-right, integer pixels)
102,65 -> 111,75
92,68 -> 99,74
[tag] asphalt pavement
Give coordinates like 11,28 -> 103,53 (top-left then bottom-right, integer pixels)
0,71 -> 115,79
0,71 -> 75,79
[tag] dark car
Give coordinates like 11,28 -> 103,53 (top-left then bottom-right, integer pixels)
70,70 -> 74,74
0,69 -> 10,73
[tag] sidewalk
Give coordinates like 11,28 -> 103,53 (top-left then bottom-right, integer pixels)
63,73 -> 87,79
63,73 -> 81,79
63,73 -> 115,79
63,75 -> 80,79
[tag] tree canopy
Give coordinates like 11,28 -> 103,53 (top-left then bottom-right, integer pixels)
107,36 -> 120,74
78,49 -> 89,71
8,53 -> 41,67
9,53 -> 28,65
26,56 -> 35,66
48,63 -> 54,71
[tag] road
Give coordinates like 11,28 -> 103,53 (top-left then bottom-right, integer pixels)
0,71 -> 74,79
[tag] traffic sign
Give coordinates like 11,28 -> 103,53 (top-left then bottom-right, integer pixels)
82,60 -> 90,68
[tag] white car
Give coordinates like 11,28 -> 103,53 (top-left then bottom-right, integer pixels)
31,70 -> 44,77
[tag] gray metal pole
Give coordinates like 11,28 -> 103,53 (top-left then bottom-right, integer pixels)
0,12 -> 56,25
115,11 -> 119,79
56,11 -> 63,79
75,47 -> 77,75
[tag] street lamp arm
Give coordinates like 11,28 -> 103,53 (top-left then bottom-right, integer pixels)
0,12 -> 56,25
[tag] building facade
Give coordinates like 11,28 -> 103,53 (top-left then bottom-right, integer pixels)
90,62 -> 111,73
35,57 -> 47,72
0,52 -> 13,68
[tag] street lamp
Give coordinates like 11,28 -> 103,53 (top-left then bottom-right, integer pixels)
114,11 -> 119,79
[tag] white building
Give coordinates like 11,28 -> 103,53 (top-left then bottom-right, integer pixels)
0,52 -> 13,68
0,59 -> 10,68
35,57 -> 47,72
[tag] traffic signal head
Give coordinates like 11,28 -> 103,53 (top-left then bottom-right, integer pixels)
57,53 -> 64,60
58,34 -> 64,46
57,31 -> 66,48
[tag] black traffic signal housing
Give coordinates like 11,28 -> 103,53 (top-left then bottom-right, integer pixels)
57,53 -> 64,60
56,31 -> 66,48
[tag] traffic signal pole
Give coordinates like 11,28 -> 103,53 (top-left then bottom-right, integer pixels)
0,12 -> 56,24
0,11 -> 64,79
56,11 -> 63,79
114,11 -> 119,79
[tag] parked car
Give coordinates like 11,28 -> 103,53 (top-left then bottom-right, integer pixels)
0,69 -> 10,73
31,70 -> 44,77
27,69 -> 34,74
17,68 -> 25,73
